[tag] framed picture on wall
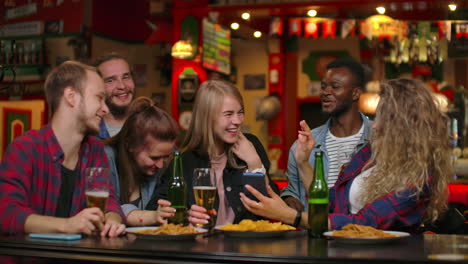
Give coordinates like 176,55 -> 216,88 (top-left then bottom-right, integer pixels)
133,64 -> 147,87
244,74 -> 266,90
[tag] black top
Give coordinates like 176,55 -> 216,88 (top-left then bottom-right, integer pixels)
148,133 -> 279,223
55,165 -> 77,217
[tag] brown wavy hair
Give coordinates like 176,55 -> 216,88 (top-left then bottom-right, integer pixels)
180,80 -> 245,168
362,78 -> 452,222
105,97 -> 179,203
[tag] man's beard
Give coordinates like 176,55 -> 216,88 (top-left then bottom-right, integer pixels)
321,99 -> 354,118
106,97 -> 129,118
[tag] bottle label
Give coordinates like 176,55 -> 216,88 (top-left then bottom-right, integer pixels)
308,198 -> 329,204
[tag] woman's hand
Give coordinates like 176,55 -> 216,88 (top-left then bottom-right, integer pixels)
155,199 -> 175,225
240,185 -> 297,225
232,132 -> 263,171
188,205 -> 217,226
294,120 -> 315,165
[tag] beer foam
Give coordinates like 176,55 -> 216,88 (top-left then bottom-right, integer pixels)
193,186 -> 217,190
85,190 -> 109,197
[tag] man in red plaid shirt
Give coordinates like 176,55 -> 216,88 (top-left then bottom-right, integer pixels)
0,61 -> 125,237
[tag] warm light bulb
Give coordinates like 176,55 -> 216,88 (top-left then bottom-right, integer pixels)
376,6 -> 386,14
241,12 -> 250,20
307,9 -> 317,17
448,4 -> 457,11
231,22 -> 239,30
253,31 -> 262,38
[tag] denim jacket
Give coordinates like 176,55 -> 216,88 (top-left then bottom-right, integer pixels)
104,145 -> 162,216
280,112 -> 372,211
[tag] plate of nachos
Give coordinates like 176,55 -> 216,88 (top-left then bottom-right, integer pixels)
126,224 -> 207,240
216,219 -> 297,238
324,224 -> 410,244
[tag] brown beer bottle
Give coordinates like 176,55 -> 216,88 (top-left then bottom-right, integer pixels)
168,151 -> 187,225
308,151 -> 329,237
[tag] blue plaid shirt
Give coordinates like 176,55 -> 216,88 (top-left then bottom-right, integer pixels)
97,119 -> 110,140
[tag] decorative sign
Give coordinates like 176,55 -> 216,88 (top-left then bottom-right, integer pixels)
302,50 -> 350,81
0,21 -> 43,37
4,3 -> 37,20
202,18 -> 231,75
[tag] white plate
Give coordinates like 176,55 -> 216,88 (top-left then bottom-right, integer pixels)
323,230 -> 410,244
126,226 -> 207,240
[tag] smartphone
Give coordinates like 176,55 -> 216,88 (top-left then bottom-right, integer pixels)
29,233 -> 82,241
242,172 -> 268,202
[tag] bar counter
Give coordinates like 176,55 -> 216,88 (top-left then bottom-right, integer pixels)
0,231 -> 467,263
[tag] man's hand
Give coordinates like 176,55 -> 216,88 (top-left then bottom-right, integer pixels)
101,212 -> 125,237
63,207 -> 105,235
283,196 -> 305,212
294,120 -> 315,165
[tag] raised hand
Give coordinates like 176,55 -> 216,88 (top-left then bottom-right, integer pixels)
232,132 -> 262,171
294,120 -> 315,165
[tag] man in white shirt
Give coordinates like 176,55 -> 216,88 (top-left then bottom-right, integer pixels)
281,58 -> 372,212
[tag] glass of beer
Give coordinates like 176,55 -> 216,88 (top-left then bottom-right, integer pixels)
85,167 -> 110,213
193,168 -> 217,230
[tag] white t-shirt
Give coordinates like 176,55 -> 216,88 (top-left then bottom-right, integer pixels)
349,166 -> 375,214
106,123 -> 122,137
325,124 -> 364,187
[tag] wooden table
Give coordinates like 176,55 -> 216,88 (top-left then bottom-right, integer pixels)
0,231 -> 467,263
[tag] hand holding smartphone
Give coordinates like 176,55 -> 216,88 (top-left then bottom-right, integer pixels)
242,172 -> 268,202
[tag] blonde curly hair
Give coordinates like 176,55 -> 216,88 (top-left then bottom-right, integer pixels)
362,78 -> 452,222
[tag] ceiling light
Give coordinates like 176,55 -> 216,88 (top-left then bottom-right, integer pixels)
171,40 -> 193,59
307,9 -> 317,17
253,31 -> 262,38
376,6 -> 386,15
241,12 -> 250,20
449,4 -> 457,11
231,22 -> 239,30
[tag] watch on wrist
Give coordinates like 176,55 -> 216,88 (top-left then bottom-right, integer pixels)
293,210 -> 302,228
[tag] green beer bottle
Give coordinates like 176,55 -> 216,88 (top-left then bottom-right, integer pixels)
168,151 -> 187,225
308,151 -> 329,237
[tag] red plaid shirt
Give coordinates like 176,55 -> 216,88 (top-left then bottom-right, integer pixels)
329,145 -> 429,232
0,125 -> 124,234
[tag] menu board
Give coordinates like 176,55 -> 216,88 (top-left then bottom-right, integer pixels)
202,18 -> 231,75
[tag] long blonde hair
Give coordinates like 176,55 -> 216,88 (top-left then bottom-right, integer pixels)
181,80 -> 244,168
362,78 -> 451,222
